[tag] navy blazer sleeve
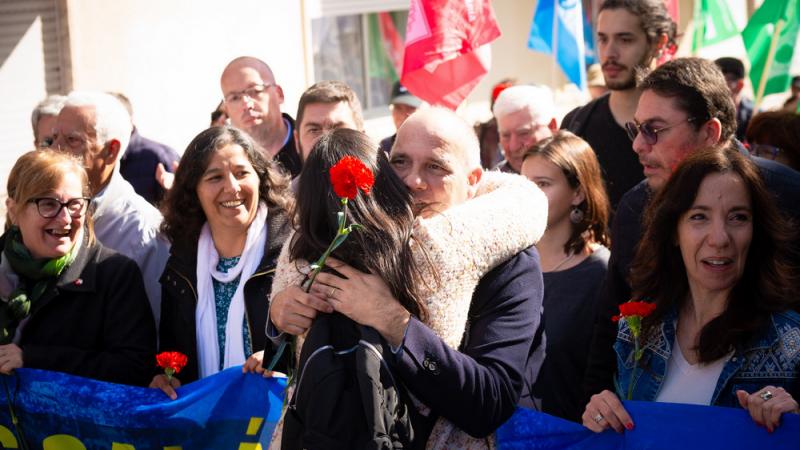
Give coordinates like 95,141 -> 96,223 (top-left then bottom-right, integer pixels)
389,246 -> 544,438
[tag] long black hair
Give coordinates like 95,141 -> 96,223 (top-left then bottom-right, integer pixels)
291,128 -> 428,321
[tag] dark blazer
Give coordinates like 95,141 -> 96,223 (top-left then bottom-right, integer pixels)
0,233 -> 157,386
389,245 -> 545,440
158,206 -> 291,383
582,152 -> 800,402
275,113 -> 302,178
119,127 -> 181,205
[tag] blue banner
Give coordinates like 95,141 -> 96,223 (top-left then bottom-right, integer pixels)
0,368 -> 285,448
497,402 -> 800,449
0,368 -> 797,449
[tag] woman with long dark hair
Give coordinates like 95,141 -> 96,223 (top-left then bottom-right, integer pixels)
583,145 -> 800,433
151,126 -> 293,398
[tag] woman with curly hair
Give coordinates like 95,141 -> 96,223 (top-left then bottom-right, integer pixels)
583,145 -> 800,433
150,126 -> 293,398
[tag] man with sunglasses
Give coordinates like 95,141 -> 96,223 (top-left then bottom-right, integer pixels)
220,56 -> 302,177
50,91 -> 169,326
562,0 -> 676,211
582,57 -> 800,407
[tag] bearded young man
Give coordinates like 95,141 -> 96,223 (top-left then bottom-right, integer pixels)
562,0 -> 676,210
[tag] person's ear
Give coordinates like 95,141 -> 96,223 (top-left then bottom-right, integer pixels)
5,198 -> 16,225
104,139 -> 121,164
572,186 -> 586,206
466,167 -> 483,198
735,79 -> 745,94
548,117 -> 558,132
275,84 -> 285,104
699,118 -> 723,147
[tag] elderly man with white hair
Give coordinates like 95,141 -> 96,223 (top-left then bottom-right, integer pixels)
51,91 -> 168,324
30,95 -> 66,148
492,85 -> 557,174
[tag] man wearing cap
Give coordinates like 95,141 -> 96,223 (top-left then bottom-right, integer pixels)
715,57 -> 754,142
379,82 -> 423,153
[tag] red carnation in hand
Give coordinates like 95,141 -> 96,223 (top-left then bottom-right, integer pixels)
156,351 -> 188,381
329,156 -> 375,200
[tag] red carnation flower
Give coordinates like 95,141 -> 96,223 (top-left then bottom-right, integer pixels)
329,156 -> 375,200
156,351 -> 188,381
618,301 -> 656,319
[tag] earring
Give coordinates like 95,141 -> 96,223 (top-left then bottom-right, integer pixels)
570,206 -> 584,224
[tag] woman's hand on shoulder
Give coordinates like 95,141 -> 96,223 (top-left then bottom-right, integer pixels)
582,390 -> 634,433
0,344 -> 23,374
737,386 -> 800,432
149,374 -> 181,400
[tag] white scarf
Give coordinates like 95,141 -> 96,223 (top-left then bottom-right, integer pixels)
195,202 -> 268,379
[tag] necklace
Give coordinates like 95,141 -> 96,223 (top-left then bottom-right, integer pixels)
549,252 -> 575,272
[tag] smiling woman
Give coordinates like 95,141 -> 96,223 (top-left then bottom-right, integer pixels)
153,126 -> 293,399
0,149 -> 156,386
583,145 -> 800,434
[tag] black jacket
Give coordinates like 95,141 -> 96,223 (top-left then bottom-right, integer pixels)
0,233 -> 157,386
158,206 -> 291,383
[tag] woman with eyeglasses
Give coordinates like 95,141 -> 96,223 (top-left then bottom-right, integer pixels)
520,131 -> 611,422
0,150 -> 156,385
745,110 -> 800,171
582,145 -> 800,434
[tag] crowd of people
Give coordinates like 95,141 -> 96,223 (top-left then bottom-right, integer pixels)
5,0 -> 800,447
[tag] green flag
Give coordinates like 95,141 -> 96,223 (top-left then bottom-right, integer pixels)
692,0 -> 739,52
742,0 -> 800,99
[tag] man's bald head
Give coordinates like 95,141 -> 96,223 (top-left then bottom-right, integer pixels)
220,56 -> 276,85
391,107 -> 482,217
396,107 -> 481,170
220,56 -> 286,155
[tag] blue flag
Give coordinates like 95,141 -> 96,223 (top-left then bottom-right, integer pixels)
528,0 -> 587,90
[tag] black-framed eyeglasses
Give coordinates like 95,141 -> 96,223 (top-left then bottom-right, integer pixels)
624,118 -> 697,145
750,143 -> 781,160
223,83 -> 275,104
28,197 -> 91,219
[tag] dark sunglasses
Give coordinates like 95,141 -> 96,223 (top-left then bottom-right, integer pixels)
624,118 -> 697,145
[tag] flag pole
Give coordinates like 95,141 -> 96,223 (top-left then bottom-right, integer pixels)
551,1 -> 558,90
754,19 -> 785,110
692,0 -> 702,56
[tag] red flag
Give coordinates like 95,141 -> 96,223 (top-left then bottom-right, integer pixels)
378,13 -> 405,77
657,0 -> 680,65
400,0 -> 501,110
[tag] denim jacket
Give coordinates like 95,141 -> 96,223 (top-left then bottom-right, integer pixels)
614,308 -> 800,407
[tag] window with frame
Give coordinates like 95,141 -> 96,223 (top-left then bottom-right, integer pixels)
311,10 -> 408,112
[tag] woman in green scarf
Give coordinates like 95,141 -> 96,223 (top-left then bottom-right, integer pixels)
0,150 -> 156,386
